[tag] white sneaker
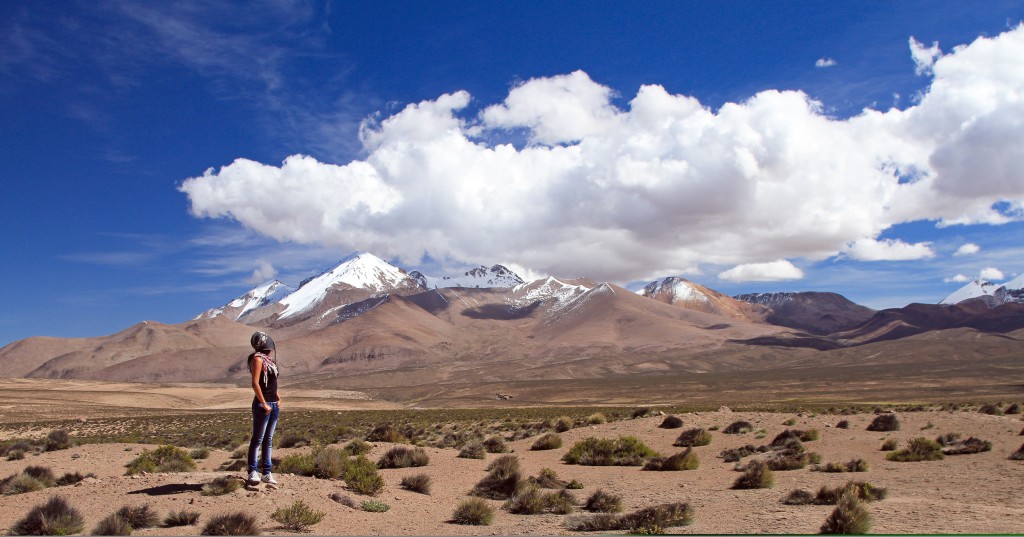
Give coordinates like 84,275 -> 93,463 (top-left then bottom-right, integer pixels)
247,470 -> 260,484
261,473 -> 278,486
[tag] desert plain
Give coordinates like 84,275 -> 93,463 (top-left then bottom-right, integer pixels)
0,379 -> 1022,535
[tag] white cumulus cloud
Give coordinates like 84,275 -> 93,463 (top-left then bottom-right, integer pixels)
944,274 -> 970,283
718,260 -> 804,282
909,37 -> 942,75
954,242 -> 980,256
845,238 -> 935,261
180,26 -> 1024,284
980,267 -> 1004,281
815,57 -> 837,68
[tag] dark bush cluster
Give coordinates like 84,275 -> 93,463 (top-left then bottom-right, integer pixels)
643,448 -> 699,471
451,497 -> 494,525
528,467 -> 568,489
940,436 -> 992,456
483,436 -> 509,453
732,460 -> 774,489
562,436 -> 658,466
723,420 -> 754,434
784,480 -> 887,506
584,489 -> 624,513
658,415 -> 684,429
201,511 -> 261,535
400,473 -> 432,494
10,495 -> 85,536
472,455 -> 524,500
866,414 -> 900,432
504,484 -> 577,515
674,427 -> 712,447
458,442 -> 486,459
377,446 -> 429,469
531,432 -> 563,451
124,445 -> 196,475
566,502 -> 695,534
886,437 -> 945,462
820,493 -> 871,534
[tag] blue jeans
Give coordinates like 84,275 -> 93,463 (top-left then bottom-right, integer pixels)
247,400 -> 279,474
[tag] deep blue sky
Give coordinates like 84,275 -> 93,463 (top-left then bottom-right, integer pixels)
2,1 -> 1022,346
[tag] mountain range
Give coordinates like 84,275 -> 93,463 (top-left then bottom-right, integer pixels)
2,252 -> 1022,404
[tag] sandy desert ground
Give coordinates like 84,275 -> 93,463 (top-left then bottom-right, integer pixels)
0,384 -> 1022,535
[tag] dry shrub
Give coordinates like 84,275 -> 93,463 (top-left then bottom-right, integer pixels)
732,460 -> 774,489
361,499 -> 389,512
277,452 -> 315,476
313,446 -> 348,478
377,446 -> 429,468
531,433 -> 563,451
567,503 -> 694,533
343,438 -> 372,456
562,436 -> 658,466
887,437 -> 945,462
674,428 -> 712,447
555,416 -> 575,432
202,476 -> 241,496
278,433 -> 310,448
3,472 -> 48,496
880,438 -> 898,451
366,423 -> 406,443
584,489 -> 623,513
115,504 -> 159,529
867,414 -> 900,432
782,489 -> 816,505
11,495 -> 85,536
766,453 -> 808,471
819,458 -> 868,473
587,412 -> 607,425
201,512 -> 260,535
124,445 -> 196,475
451,497 -> 494,525
942,436 -> 992,456
45,430 -> 71,451
979,404 -> 1003,416
723,420 -> 754,434
720,444 -> 762,462
815,481 -> 888,504
400,473 -> 432,494
482,435 -> 508,453
271,500 -> 325,531
820,493 -> 871,534
56,471 -> 93,486
529,467 -> 567,489
1010,443 -> 1024,461
472,455 -> 523,500
643,448 -> 699,471
93,513 -> 132,536
344,455 -> 385,495
458,442 -> 486,459
658,415 -> 684,429
632,407 -> 654,418
189,447 -> 211,460
23,466 -> 57,487
164,509 -> 201,527
1005,402 -> 1022,414
836,420 -> 850,429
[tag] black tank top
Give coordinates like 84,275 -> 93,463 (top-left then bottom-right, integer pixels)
248,353 -> 279,403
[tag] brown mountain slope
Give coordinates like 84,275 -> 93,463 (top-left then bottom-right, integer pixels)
733,291 -> 875,335
25,316 -> 255,379
0,336 -> 100,377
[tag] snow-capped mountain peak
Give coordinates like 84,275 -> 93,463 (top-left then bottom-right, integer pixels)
278,252 -> 419,319
941,273 -> 1024,306
639,277 -> 711,305
195,279 -> 292,321
411,264 -> 525,289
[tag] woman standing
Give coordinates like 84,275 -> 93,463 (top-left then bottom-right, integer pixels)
247,331 -> 280,487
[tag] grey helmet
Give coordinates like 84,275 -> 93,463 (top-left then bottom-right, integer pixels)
250,331 -> 275,352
